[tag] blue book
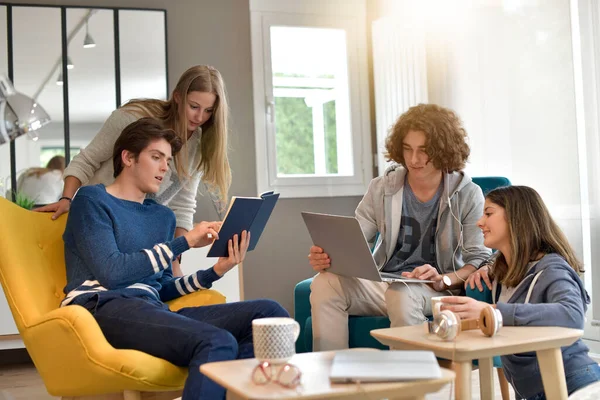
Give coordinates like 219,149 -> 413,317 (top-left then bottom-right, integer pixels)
207,191 -> 280,257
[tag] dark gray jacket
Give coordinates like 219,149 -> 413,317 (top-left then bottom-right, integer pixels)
495,253 -> 594,399
355,164 -> 491,274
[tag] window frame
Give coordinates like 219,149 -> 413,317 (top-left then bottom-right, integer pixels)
250,0 -> 372,198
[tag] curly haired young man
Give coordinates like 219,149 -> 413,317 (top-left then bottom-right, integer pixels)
308,103 -> 491,351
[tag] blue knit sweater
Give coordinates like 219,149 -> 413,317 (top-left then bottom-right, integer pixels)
61,184 -> 221,307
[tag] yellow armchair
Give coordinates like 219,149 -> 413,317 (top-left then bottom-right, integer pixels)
0,198 -> 226,399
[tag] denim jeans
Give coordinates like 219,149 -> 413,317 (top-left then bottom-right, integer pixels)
526,363 -> 600,400
82,295 -> 289,400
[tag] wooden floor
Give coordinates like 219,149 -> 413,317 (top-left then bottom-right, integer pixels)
0,363 -> 58,400
0,362 -> 514,400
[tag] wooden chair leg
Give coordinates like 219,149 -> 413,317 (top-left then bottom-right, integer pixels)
123,391 -> 141,400
497,368 -> 511,400
61,390 -> 181,400
62,393 -> 140,400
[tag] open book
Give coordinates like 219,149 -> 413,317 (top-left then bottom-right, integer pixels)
206,191 -> 280,258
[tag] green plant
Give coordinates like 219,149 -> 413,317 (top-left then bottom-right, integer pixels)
14,191 -> 36,210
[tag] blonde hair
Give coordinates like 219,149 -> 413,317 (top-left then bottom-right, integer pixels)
121,65 -> 231,206
487,186 -> 583,287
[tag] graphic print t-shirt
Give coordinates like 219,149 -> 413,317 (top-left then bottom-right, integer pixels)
382,180 -> 443,275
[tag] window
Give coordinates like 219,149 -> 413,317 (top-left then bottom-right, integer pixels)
40,146 -> 80,167
250,0 -> 372,197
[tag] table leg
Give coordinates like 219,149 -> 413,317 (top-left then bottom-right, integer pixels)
536,348 -> 568,400
478,357 -> 495,400
454,361 -> 473,400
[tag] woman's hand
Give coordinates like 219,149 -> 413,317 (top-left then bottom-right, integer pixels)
35,198 -> 71,220
465,265 -> 492,292
401,264 -> 445,291
184,221 -> 222,248
439,296 -> 492,320
35,176 -> 81,220
308,246 -> 331,272
214,231 -> 250,276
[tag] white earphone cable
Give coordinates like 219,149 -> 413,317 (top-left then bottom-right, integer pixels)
446,171 -> 468,283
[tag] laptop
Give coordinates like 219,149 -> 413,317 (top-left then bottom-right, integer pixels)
329,350 -> 442,383
301,212 -> 433,284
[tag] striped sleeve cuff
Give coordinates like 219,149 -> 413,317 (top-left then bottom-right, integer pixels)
173,267 -> 221,296
170,236 -> 190,259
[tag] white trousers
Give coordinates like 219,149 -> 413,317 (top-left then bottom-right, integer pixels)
310,271 -> 444,351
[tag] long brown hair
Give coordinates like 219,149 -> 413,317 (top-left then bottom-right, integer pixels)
121,65 -> 231,207
487,186 -> 583,287
25,155 -> 65,178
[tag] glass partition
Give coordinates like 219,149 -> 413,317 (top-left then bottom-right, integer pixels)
119,9 -> 167,103
67,8 -> 116,167
12,6 -> 64,207
0,5 -> 9,199
0,3 -> 167,206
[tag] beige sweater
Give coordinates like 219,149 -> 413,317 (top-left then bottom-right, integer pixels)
64,109 -> 203,231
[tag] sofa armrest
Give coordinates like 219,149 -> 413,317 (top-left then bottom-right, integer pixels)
166,289 -> 226,311
465,280 -> 493,304
294,277 -> 314,353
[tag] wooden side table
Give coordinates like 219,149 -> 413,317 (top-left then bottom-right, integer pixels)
200,350 -> 454,399
371,324 -> 583,400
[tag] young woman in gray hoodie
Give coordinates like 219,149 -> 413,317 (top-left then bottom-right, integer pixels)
441,185 -> 599,399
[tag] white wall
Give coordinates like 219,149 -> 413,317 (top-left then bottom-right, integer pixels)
179,247 -> 241,303
373,0 -> 599,345
426,0 -> 584,254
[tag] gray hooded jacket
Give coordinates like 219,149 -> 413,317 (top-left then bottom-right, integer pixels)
355,164 -> 491,275
494,253 -> 594,399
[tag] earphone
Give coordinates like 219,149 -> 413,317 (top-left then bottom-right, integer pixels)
445,171 -> 478,283
429,303 -> 503,341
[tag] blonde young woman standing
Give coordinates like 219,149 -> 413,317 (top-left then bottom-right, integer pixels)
37,65 -> 231,276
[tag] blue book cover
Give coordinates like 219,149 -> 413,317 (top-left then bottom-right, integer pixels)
207,191 -> 279,257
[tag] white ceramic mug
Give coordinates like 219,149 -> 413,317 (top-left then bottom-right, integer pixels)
252,317 -> 300,364
431,296 -> 450,318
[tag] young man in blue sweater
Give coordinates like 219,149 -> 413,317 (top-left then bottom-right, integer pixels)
61,118 -> 288,399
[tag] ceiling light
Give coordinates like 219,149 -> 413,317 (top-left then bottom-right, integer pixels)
56,72 -> 63,86
67,56 -> 74,69
83,33 -> 96,48
83,20 -> 96,48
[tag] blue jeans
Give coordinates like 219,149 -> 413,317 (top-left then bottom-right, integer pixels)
82,295 -> 289,400
526,363 -> 600,400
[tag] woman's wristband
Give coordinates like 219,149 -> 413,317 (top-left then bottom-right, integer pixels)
59,196 -> 72,203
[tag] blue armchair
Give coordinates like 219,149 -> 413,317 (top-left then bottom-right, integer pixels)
293,176 -> 511,397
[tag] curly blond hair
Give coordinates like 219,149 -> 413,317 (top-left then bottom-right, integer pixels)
385,103 -> 470,172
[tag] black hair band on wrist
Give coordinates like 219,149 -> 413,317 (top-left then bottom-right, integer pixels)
59,196 -> 72,203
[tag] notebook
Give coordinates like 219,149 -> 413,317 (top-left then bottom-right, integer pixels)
207,191 -> 279,257
329,350 -> 442,383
